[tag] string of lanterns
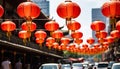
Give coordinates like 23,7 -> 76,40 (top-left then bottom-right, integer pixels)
0,0 -> 120,55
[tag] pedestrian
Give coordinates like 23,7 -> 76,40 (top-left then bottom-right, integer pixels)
1,57 -> 12,69
15,59 -> 22,69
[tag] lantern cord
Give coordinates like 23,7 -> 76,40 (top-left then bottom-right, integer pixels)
23,39 -> 27,46
39,43 -> 42,49
6,32 -> 11,41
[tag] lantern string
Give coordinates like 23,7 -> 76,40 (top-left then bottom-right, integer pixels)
39,43 -> 42,49
6,32 -> 11,40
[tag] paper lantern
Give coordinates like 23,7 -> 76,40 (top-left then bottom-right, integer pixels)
57,0 -> 81,20
110,30 -> 120,38
86,37 -> 95,45
101,1 -> 120,18
52,30 -> 63,39
61,37 -> 70,45
0,5 -> 4,17
34,30 -> 47,39
71,31 -> 83,38
18,30 -> 31,45
1,21 -> 16,39
67,20 -> 81,31
21,22 -> 36,32
17,2 -> 40,20
91,20 -> 106,32
45,20 -> 59,32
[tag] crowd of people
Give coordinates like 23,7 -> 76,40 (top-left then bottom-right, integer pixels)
1,57 -> 22,69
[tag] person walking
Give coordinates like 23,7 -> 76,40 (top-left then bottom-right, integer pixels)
1,57 -> 12,69
15,59 -> 22,69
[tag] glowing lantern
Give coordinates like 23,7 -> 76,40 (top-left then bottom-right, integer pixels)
74,38 -> 83,45
86,37 -> 95,45
53,42 -> 59,50
82,44 -> 88,48
34,30 -> 47,39
17,2 -> 40,20
110,30 -> 120,38
18,30 -> 31,45
95,30 -> 107,38
91,20 -> 106,32
46,42 -> 53,49
60,43 -> 67,51
102,42 -> 109,47
57,46 -> 62,51
68,43 -> 76,52
57,0 -> 81,21
46,37 -> 55,44
67,20 -> 81,31
45,20 -> 59,32
61,37 -> 70,45
1,21 -> 16,39
21,22 -> 36,32
71,31 -> 83,39
98,38 -> 106,44
52,30 -> 63,42
0,5 -> 4,17
46,37 -> 55,49
105,36 -> 114,43
101,1 -> 120,18
36,38 -> 44,47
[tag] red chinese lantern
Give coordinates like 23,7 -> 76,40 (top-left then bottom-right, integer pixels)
18,30 -> 31,45
98,38 -> 106,44
36,38 -> 44,47
95,30 -> 107,38
53,42 -> 59,49
116,20 -> 120,31
67,20 -> 81,31
46,42 -> 53,49
91,20 -> 106,32
34,30 -> 47,39
68,43 -> 76,51
52,30 -> 63,39
110,30 -> 120,38
21,22 -> 36,32
61,37 -> 70,45
60,43 -> 67,51
57,0 -> 81,20
105,36 -> 114,43
46,37 -> 55,44
102,42 -> 109,47
71,31 -> 83,39
86,37 -> 95,45
17,2 -> 40,20
82,44 -> 88,48
1,21 -> 16,39
74,38 -> 83,45
45,20 -> 59,32
0,5 -> 4,17
101,1 -> 120,18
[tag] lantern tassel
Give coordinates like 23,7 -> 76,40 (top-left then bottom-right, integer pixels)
23,39 -> 27,46
6,32 -> 12,40
39,43 -> 42,49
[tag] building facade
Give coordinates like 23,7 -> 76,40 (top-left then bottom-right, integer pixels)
32,0 -> 49,17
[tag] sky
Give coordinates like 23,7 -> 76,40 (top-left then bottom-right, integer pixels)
49,0 -> 109,44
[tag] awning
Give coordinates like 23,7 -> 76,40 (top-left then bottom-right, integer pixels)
0,39 -> 63,59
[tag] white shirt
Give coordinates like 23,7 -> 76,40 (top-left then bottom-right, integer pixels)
1,60 -> 11,69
